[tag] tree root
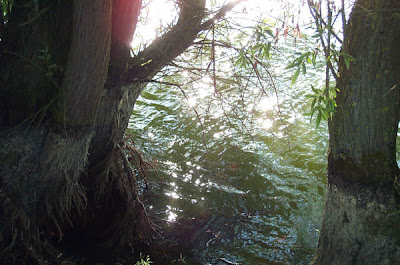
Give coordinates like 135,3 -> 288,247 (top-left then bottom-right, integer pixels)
0,131 -> 157,264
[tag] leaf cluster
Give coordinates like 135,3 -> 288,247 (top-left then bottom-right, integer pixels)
286,51 -> 318,87
135,254 -> 153,265
305,85 -> 338,128
234,23 -> 274,68
37,45 -> 58,78
0,0 -> 13,41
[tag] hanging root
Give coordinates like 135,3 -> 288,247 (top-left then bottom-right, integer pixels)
57,136 -> 159,257
0,128 -> 158,264
97,140 -> 159,246
123,133 -> 162,185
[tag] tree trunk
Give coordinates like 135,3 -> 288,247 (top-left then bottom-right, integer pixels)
312,0 -> 400,264
0,0 -> 115,263
0,0 -> 243,263
58,0 -> 112,125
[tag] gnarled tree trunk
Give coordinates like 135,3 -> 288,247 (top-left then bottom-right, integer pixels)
0,0 -> 242,263
312,0 -> 400,264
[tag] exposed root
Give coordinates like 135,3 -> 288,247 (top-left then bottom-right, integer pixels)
123,133 -> 162,185
0,127 -> 91,264
0,128 -> 158,264
96,141 -> 159,246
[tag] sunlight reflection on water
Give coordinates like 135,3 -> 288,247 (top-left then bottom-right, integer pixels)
129,36 -> 329,265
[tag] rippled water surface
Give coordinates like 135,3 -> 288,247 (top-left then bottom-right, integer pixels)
128,45 -> 329,264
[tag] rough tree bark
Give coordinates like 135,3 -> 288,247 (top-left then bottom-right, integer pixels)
0,0 -> 243,263
312,0 -> 400,264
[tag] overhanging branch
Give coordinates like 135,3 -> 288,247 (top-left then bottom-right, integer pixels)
200,0 -> 245,30
127,0 -> 244,83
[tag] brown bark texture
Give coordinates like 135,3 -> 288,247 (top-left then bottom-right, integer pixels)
328,0 -> 400,184
313,0 -> 400,264
60,0 -> 112,125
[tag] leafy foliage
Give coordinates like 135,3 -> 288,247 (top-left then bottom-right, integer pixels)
305,85 -> 338,128
135,254 -> 153,265
285,0 -> 354,127
37,45 -> 58,78
285,51 -> 318,86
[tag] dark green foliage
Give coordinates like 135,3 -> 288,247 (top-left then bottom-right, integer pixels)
305,85 -> 337,128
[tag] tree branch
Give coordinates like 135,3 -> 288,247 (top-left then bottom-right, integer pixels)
200,0 -> 245,30
109,0 -> 142,81
307,0 -> 338,81
341,0 -> 346,39
127,0 -> 244,83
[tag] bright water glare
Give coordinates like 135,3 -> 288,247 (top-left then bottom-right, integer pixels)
127,0 -> 341,264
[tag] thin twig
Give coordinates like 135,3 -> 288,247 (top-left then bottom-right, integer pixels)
211,22 -> 219,95
306,0 -> 338,81
341,0 -> 346,39
200,0 -> 245,30
326,0 -> 332,93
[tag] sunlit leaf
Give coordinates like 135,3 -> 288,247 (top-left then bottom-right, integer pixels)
291,68 -> 300,87
302,62 -> 306,74
344,56 -> 351,69
311,98 -> 317,109
286,61 -> 298,69
265,29 -> 274,37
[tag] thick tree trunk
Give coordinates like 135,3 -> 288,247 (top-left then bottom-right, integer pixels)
0,0 -> 242,263
0,0 -> 115,263
313,0 -> 400,264
88,0 -> 209,173
59,0 -> 112,125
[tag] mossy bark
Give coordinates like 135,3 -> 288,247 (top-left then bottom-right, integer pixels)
313,0 -> 400,263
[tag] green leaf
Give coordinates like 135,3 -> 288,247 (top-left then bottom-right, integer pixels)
141,59 -> 153,66
321,110 -> 329,119
286,61 -> 298,69
312,53 -> 316,66
253,43 -> 262,50
291,68 -> 300,87
316,112 -> 322,128
344,56 -> 350,69
311,85 -> 320,93
322,107 -> 335,113
265,29 -> 274,37
311,98 -> 317,109
263,42 -> 271,58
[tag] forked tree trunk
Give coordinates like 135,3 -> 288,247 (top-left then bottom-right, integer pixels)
312,0 -> 400,264
0,0 -> 243,263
